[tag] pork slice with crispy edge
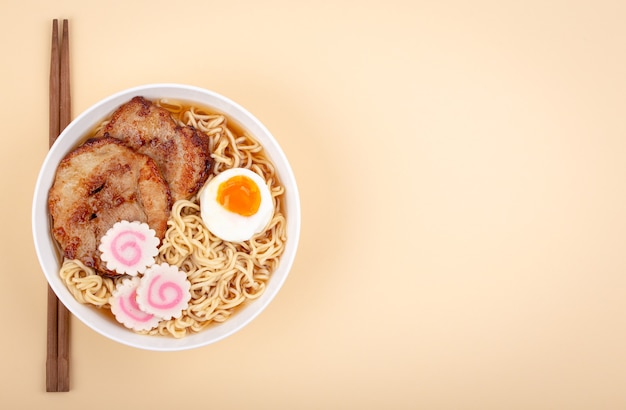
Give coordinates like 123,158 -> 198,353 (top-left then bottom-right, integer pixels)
48,137 -> 171,276
99,96 -> 211,202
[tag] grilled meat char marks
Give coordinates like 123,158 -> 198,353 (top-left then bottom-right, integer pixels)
48,137 -> 171,275
99,96 -> 211,202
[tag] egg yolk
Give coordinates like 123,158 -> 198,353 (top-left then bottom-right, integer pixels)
217,175 -> 261,216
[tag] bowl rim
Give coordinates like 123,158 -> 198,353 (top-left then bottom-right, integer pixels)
32,83 -> 301,351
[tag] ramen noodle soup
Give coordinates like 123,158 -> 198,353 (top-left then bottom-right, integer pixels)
56,98 -> 287,338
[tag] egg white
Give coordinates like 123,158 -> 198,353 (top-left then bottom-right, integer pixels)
199,168 -> 274,242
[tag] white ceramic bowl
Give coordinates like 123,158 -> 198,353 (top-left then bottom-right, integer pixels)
32,84 -> 300,351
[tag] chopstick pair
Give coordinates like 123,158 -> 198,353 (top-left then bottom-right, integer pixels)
46,18 -> 71,393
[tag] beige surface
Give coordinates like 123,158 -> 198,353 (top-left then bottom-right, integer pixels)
1,0 -> 625,408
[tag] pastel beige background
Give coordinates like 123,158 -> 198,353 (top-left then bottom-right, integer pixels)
1,0 -> 625,408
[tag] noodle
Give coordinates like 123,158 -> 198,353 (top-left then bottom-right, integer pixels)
57,100 -> 287,338
60,259 -> 121,308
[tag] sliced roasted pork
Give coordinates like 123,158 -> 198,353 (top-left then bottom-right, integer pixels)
48,137 -> 171,275
99,96 -> 211,202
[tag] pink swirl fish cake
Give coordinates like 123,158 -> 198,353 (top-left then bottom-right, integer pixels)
109,277 -> 161,331
136,263 -> 191,320
99,221 -> 160,276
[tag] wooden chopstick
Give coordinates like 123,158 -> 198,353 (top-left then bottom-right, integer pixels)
57,19 -> 71,393
46,18 -> 71,393
46,19 -> 60,393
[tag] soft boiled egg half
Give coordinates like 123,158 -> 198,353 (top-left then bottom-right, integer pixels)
199,167 -> 274,242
